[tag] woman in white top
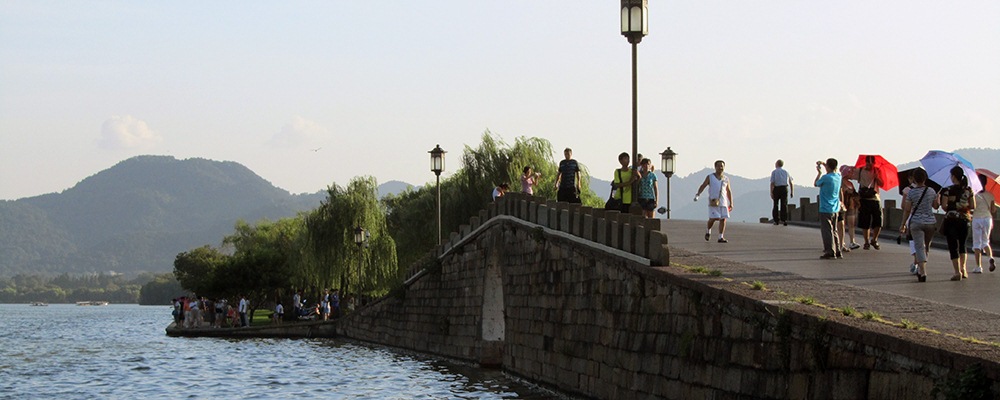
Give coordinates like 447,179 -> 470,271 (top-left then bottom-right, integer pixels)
695,160 -> 733,243
972,174 -> 997,272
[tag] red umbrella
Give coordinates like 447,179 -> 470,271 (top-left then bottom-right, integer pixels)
853,155 -> 899,191
976,168 -> 1000,206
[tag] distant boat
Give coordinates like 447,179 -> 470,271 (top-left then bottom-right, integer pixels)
30,302 -> 48,306
76,301 -> 110,306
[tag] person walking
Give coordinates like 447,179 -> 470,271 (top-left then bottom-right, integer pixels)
273,302 -> 284,324
843,181 -> 861,250
636,158 -> 658,218
554,148 -> 581,203
814,159 -> 843,259
898,168 -> 939,282
972,174 -> 996,273
770,159 -> 793,226
695,160 -> 734,243
855,156 -> 884,249
939,166 -> 976,280
611,152 -> 639,214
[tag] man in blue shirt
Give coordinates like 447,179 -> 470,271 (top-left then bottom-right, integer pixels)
814,158 -> 843,259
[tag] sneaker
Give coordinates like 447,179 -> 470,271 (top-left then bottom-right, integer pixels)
705,233 -> 710,241
773,221 -> 779,226
991,258 -> 996,272
783,221 -> 788,226
909,263 -> 918,275
863,243 -> 870,250
871,241 -> 880,250
849,243 -> 861,250
718,238 -> 728,243
972,267 -> 983,274
820,253 -> 836,259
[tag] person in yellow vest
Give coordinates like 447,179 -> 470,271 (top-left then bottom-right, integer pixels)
611,152 -> 639,214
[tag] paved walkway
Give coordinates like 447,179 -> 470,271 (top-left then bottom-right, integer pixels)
662,219 -> 1000,344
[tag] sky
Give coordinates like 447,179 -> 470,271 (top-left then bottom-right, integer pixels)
2,1 -> 998,200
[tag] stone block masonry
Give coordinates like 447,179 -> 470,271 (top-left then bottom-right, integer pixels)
334,193 -> 1000,398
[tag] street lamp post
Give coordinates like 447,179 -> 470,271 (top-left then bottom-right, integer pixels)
353,225 -> 365,304
660,147 -> 677,219
621,0 -> 648,168
429,144 -> 446,244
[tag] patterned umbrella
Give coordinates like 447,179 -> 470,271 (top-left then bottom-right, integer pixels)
918,150 -> 983,193
975,168 -> 1000,206
853,155 -> 899,191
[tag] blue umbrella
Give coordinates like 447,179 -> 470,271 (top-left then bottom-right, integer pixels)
918,150 -> 983,193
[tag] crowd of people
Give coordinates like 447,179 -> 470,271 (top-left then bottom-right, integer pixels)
490,148 -> 995,284
171,289 -> 360,328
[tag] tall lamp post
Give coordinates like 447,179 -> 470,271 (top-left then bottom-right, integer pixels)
429,144 -> 446,244
621,0 -> 648,167
353,225 -> 365,305
659,147 -> 676,219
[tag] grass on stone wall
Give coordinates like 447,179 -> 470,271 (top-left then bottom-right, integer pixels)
669,261 -> 1000,350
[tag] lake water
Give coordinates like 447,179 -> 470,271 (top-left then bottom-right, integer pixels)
0,304 -> 560,399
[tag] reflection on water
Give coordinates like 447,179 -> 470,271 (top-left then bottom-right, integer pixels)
0,304 -> 559,399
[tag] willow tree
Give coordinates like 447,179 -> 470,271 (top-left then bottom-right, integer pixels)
305,176 -> 398,298
385,131 -> 601,270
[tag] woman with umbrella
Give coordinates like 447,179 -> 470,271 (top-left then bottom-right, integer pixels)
939,166 -> 977,280
852,155 -> 899,250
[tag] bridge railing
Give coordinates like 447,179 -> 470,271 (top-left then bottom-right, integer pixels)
432,192 -> 669,267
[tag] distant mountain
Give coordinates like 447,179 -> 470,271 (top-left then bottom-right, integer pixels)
0,156 -> 326,277
378,180 -> 415,198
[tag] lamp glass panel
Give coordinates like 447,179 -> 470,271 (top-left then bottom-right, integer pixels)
621,8 -> 629,33
665,157 -> 674,174
642,6 -> 648,34
630,7 -> 642,32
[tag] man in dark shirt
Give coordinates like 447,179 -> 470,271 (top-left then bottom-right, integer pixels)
554,148 -> 581,203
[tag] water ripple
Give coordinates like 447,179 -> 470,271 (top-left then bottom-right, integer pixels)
0,304 -> 559,400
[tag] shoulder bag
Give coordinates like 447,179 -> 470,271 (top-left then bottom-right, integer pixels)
605,170 -> 623,210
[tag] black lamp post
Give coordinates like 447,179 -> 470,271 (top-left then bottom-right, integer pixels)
429,144 -> 446,244
660,147 -> 676,219
353,225 -> 365,303
621,0 -> 648,168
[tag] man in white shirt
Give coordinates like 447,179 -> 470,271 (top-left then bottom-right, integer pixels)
769,159 -> 794,226
238,295 -> 249,327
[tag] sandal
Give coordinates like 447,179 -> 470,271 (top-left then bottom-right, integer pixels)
950,274 -> 962,281
990,258 -> 996,272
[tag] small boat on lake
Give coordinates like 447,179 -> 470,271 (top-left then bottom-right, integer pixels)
76,301 -> 110,306
30,302 -> 48,306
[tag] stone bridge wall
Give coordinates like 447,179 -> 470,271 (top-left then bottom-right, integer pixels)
338,194 -> 1000,399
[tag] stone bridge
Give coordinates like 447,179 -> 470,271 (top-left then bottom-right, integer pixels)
335,192 -> 1000,399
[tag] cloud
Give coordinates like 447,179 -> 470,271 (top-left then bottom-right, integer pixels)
268,116 -> 328,148
98,115 -> 162,150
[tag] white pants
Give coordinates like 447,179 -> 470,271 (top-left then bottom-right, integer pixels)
972,217 -> 993,250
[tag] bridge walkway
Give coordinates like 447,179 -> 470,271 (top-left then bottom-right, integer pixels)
662,219 -> 1000,343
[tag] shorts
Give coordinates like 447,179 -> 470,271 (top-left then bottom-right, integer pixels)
708,205 -> 730,220
857,200 -> 882,229
973,217 -> 994,250
638,198 -> 656,211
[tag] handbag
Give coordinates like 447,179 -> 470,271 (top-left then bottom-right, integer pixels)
605,170 -> 623,210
